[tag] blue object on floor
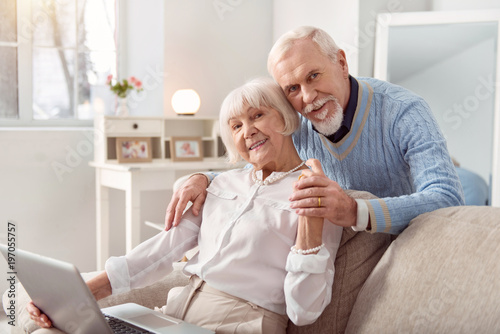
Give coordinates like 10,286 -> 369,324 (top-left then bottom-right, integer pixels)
455,166 -> 489,206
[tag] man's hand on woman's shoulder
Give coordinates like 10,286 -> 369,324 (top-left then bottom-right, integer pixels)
165,174 -> 209,230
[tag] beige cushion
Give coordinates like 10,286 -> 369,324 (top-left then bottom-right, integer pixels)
346,205 -> 500,333
287,190 -> 392,334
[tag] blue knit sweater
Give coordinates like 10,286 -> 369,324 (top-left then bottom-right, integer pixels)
292,77 -> 464,234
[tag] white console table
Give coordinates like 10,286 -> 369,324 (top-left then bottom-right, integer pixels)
91,115 -> 237,269
90,158 -> 233,269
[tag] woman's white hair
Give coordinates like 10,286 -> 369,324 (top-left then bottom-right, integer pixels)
267,26 -> 340,75
219,77 -> 299,164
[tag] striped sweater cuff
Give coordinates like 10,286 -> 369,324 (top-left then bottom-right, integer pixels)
365,199 -> 392,234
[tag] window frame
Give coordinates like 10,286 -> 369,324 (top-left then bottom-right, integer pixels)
0,0 -> 118,127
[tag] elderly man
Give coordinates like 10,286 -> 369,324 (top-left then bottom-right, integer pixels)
165,26 -> 464,235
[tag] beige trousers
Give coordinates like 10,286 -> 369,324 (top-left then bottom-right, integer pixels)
160,275 -> 288,334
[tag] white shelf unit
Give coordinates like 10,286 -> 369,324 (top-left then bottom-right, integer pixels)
94,115 -> 225,163
162,116 -> 224,160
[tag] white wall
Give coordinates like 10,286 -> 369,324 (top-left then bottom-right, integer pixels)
0,128 -> 170,297
270,0 -> 434,77
272,0 -> 360,76
357,0 -> 433,77
0,130 -> 97,295
163,0 -> 273,118
120,0 -> 500,117
120,0 -> 166,117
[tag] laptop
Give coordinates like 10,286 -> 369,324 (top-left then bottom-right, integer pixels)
0,244 -> 213,334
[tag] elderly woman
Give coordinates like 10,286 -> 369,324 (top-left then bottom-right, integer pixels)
28,78 -> 342,334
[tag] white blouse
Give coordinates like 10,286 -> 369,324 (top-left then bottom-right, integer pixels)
105,168 -> 342,326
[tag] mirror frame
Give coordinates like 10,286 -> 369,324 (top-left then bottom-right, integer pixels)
374,10 -> 500,207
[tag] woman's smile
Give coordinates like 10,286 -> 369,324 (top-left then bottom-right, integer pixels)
249,139 -> 267,151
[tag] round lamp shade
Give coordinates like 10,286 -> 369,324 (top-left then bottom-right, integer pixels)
171,89 -> 201,115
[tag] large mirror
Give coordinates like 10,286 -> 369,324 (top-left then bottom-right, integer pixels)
374,10 -> 500,206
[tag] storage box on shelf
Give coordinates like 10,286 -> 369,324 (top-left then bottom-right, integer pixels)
94,115 -> 225,163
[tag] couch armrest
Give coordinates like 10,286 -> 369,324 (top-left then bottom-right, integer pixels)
346,206 -> 500,333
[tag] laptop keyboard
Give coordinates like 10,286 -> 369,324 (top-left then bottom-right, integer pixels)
103,313 -> 155,334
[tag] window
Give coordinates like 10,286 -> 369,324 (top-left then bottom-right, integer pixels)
0,0 -> 117,126
0,0 -> 18,119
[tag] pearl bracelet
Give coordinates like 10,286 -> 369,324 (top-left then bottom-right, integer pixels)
290,243 -> 325,255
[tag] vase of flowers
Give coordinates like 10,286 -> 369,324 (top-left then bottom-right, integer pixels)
117,97 -> 129,117
107,75 -> 143,116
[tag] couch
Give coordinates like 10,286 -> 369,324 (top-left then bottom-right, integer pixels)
4,195 -> 500,333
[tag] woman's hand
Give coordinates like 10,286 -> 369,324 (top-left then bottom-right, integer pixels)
293,159 -> 325,252
26,271 -> 112,329
290,159 -> 357,228
27,301 -> 52,328
165,174 -> 209,230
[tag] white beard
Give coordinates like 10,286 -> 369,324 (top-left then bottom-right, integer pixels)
303,96 -> 344,136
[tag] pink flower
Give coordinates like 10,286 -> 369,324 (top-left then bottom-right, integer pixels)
108,75 -> 142,97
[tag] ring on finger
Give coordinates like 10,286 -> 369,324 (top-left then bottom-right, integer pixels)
318,197 -> 321,207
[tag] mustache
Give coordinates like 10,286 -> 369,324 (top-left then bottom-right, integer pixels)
302,95 -> 337,114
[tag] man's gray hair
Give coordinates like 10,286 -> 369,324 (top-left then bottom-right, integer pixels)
267,26 -> 341,76
219,77 -> 299,164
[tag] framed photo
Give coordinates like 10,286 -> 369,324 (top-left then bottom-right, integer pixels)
116,137 -> 153,163
170,136 -> 203,161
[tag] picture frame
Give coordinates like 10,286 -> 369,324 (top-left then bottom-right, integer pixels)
116,137 -> 153,163
170,136 -> 203,162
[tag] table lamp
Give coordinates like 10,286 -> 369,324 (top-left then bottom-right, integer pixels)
171,89 -> 201,116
